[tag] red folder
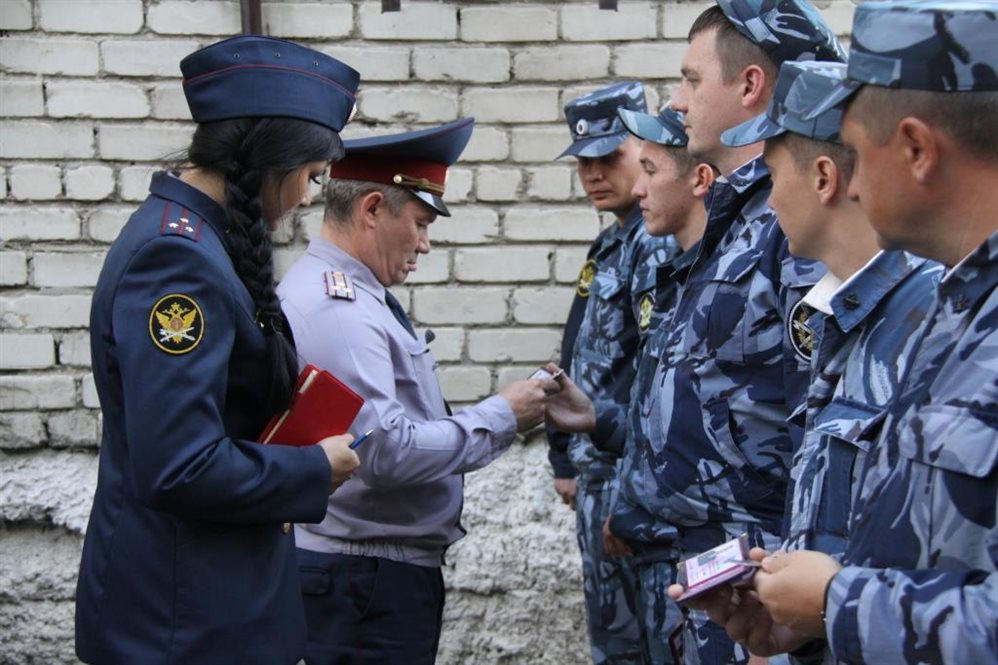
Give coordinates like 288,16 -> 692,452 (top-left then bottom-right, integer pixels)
258,364 -> 365,446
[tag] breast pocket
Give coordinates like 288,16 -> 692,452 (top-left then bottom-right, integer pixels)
579,271 -> 631,360
812,399 -> 885,543
705,253 -> 781,363
897,403 -> 998,554
404,337 -> 447,418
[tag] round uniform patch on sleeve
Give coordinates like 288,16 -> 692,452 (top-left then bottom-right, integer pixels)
787,297 -> 816,363
149,293 -> 204,355
577,259 -> 597,298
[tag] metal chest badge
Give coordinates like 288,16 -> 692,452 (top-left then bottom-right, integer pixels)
577,259 -> 597,298
638,291 -> 654,331
150,294 -> 204,354
787,298 -> 815,362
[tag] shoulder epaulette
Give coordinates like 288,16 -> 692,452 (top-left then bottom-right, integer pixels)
324,271 -> 356,301
159,202 -> 204,242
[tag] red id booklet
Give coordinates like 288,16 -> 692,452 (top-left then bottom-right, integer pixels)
258,364 -> 364,446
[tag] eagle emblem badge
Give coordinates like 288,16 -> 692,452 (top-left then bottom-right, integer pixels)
787,298 -> 816,363
577,259 -> 597,298
149,294 -> 204,354
638,292 -> 654,331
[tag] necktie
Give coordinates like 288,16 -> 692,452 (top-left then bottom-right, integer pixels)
384,291 -> 416,339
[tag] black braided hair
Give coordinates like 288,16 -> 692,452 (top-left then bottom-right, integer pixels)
186,117 -> 344,415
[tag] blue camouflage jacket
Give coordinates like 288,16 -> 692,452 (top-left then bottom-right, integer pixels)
785,251 -> 941,559
610,254 -> 686,558
566,206 -> 674,479
825,231 -> 998,665
644,156 -> 823,554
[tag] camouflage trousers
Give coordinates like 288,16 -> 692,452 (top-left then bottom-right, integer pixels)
576,472 -> 643,665
633,560 -> 683,664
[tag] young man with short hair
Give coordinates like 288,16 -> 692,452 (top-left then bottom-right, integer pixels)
607,105 -> 714,664
670,59 -> 944,663
646,1 -> 843,662
717,3 -> 998,662
547,81 -> 676,665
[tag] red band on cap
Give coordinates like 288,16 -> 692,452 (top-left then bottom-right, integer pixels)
329,154 -> 447,194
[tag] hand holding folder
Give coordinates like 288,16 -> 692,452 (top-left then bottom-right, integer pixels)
258,364 -> 365,446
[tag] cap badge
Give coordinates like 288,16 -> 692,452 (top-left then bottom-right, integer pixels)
150,294 -> 204,355
393,173 -> 445,195
575,119 -> 589,137
577,259 -> 597,298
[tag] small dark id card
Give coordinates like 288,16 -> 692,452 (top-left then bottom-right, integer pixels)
676,534 -> 758,601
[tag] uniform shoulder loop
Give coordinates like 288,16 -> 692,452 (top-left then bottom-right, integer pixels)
324,271 -> 356,301
158,202 -> 205,242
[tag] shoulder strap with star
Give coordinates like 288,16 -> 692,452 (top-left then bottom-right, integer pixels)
158,202 -> 204,242
324,270 -> 356,301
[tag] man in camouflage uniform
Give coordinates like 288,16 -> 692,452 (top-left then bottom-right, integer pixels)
547,81 -> 675,664
647,2 -> 842,662
721,3 -> 998,663
724,59 -> 944,562
605,105 -> 714,664
676,58 -> 945,664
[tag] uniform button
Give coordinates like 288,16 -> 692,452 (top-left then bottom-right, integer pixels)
281,522 -> 291,534
843,293 -> 860,310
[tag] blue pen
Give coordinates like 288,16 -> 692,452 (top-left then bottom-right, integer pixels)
349,428 -> 375,450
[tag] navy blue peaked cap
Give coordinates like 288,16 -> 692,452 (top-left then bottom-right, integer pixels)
558,81 -> 647,159
181,35 -> 360,132
330,118 -> 475,217
718,0 -> 846,65
618,106 -> 689,147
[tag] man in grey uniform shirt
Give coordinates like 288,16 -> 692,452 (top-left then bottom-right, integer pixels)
278,118 -> 568,665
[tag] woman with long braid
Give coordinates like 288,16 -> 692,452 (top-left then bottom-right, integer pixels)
75,36 -> 362,664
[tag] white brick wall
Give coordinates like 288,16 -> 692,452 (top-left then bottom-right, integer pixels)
38,0 -> 143,34
0,37 -> 100,75
360,86 -> 459,123
359,2 -> 457,41
0,334 -> 56,370
9,165 -> 63,201
64,165 -> 116,201
0,121 -> 94,159
0,0 -> 32,30
0,251 -> 29,286
514,45 -> 611,81
101,39 -> 200,77
1,207 -> 80,241
323,45 -> 410,82
460,6 -> 558,43
413,47 -> 510,83
0,2 -> 859,663
32,252 -> 106,288
146,0 -> 240,35
46,81 -> 150,118
0,81 -> 45,117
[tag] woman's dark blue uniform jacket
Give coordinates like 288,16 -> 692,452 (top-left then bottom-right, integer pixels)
75,172 -> 331,664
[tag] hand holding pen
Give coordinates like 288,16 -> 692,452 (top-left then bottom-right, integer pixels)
349,428 -> 375,449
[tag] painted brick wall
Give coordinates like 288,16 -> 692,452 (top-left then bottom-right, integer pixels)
0,1 -> 856,662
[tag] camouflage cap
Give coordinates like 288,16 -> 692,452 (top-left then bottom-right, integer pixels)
805,0 -> 998,120
557,81 -> 647,159
717,0 -> 846,65
618,106 -> 689,147
723,60 -> 848,147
